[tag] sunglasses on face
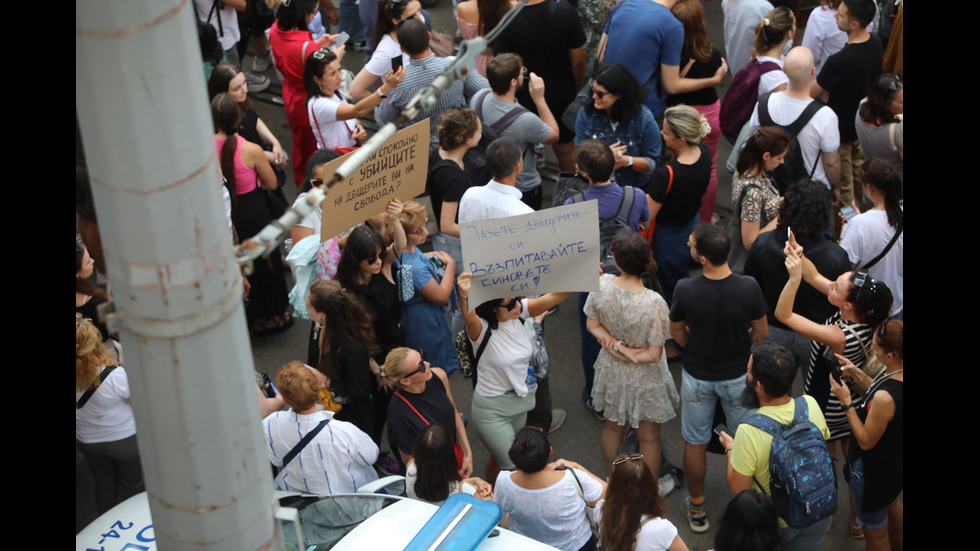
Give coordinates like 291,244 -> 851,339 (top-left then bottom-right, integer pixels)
590,86 -> 607,99
499,298 -> 520,311
364,249 -> 388,264
403,350 -> 428,378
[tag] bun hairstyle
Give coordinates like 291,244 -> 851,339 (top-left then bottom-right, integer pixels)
845,272 -> 893,329
508,426 -> 550,473
610,231 -> 655,278
664,104 -> 711,145
751,7 -> 794,57
437,108 -> 480,151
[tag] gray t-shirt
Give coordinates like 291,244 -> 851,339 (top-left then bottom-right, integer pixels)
474,90 -> 550,192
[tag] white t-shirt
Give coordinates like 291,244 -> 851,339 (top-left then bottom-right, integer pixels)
495,469 -> 602,551
194,0 -> 241,51
76,366 -> 137,444
840,209 -> 903,316
405,461 -> 477,505
750,92 -> 839,187
364,34 -> 410,81
470,298 -> 534,398
308,94 -> 358,150
594,499 -> 679,551
756,55 -> 788,98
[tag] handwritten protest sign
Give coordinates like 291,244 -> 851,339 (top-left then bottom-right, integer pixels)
319,121 -> 429,241
460,201 -> 599,308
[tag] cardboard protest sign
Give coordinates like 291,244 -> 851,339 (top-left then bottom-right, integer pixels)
319,121 -> 429,241
460,201 -> 599,308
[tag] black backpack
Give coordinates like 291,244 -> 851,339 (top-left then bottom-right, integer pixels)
756,93 -> 826,194
571,186 -> 636,275
464,89 -> 530,186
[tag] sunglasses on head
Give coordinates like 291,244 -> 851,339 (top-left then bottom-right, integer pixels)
612,453 -> 644,465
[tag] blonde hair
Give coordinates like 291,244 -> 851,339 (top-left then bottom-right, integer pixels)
396,201 -> 428,235
382,347 -> 413,382
664,105 -> 711,145
76,313 -> 115,391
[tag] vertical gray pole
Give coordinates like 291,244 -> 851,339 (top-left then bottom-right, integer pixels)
76,1 -> 283,548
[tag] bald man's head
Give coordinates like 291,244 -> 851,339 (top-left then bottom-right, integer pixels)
784,47 -> 815,89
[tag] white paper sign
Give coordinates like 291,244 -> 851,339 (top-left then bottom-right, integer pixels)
460,201 -> 600,307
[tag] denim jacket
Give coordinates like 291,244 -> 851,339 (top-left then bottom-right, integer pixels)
575,105 -> 662,191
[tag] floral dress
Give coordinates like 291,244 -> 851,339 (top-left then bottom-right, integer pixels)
585,275 -> 679,427
731,171 -> 780,228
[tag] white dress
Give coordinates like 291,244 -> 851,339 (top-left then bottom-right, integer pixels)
585,275 -> 679,427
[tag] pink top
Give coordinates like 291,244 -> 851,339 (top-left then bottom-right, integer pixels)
214,135 -> 259,195
456,16 -> 490,78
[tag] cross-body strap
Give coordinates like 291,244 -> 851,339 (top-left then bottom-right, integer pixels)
859,222 -> 903,270
281,418 -> 331,470
474,326 -> 492,365
76,366 -> 118,410
394,391 -> 431,425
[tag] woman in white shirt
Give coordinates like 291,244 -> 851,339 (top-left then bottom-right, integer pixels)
750,7 -> 794,97
304,48 -> 404,152
76,314 -> 144,514
457,273 -> 571,486
494,427 -> 608,551
348,0 -> 421,100
405,424 -> 492,504
596,453 -> 688,551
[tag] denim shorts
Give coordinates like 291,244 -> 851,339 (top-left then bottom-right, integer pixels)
848,457 -> 889,530
680,370 -> 753,445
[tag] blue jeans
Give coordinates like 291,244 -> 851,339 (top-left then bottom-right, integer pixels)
339,0 -> 366,44
848,457 -> 890,530
652,213 -> 698,305
680,370 -> 753,445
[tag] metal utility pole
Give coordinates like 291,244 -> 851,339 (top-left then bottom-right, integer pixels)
76,1 -> 282,548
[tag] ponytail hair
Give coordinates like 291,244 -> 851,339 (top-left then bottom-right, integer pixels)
751,7 -> 794,57
860,158 -> 903,230
211,93 -> 242,212
736,127 -> 790,175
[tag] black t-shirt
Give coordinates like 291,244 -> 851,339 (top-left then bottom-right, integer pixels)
816,36 -> 883,143
669,273 -> 768,381
647,143 -> 711,226
493,0 -> 586,121
744,231 -> 851,330
666,48 -> 722,107
387,375 -> 457,457
427,148 -> 472,230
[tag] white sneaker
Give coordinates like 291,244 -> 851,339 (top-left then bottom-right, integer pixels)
658,474 -> 676,497
252,55 -> 272,73
548,409 -> 567,433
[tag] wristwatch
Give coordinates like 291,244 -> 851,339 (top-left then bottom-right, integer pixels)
625,156 -> 634,168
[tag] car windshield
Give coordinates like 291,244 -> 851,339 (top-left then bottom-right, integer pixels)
280,493 -> 404,550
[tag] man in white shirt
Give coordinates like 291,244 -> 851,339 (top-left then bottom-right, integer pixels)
263,362 -> 378,495
750,47 -> 840,200
459,137 -> 534,223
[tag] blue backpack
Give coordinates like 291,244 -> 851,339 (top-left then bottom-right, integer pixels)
745,397 -> 838,529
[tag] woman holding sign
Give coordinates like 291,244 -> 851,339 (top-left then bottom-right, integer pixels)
396,201 -> 461,376
457,272 -> 570,486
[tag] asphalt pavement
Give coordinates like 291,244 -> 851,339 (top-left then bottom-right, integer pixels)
78,1 -> 874,549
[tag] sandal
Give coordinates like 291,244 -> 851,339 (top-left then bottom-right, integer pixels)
850,523 -> 864,539
252,311 -> 295,338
